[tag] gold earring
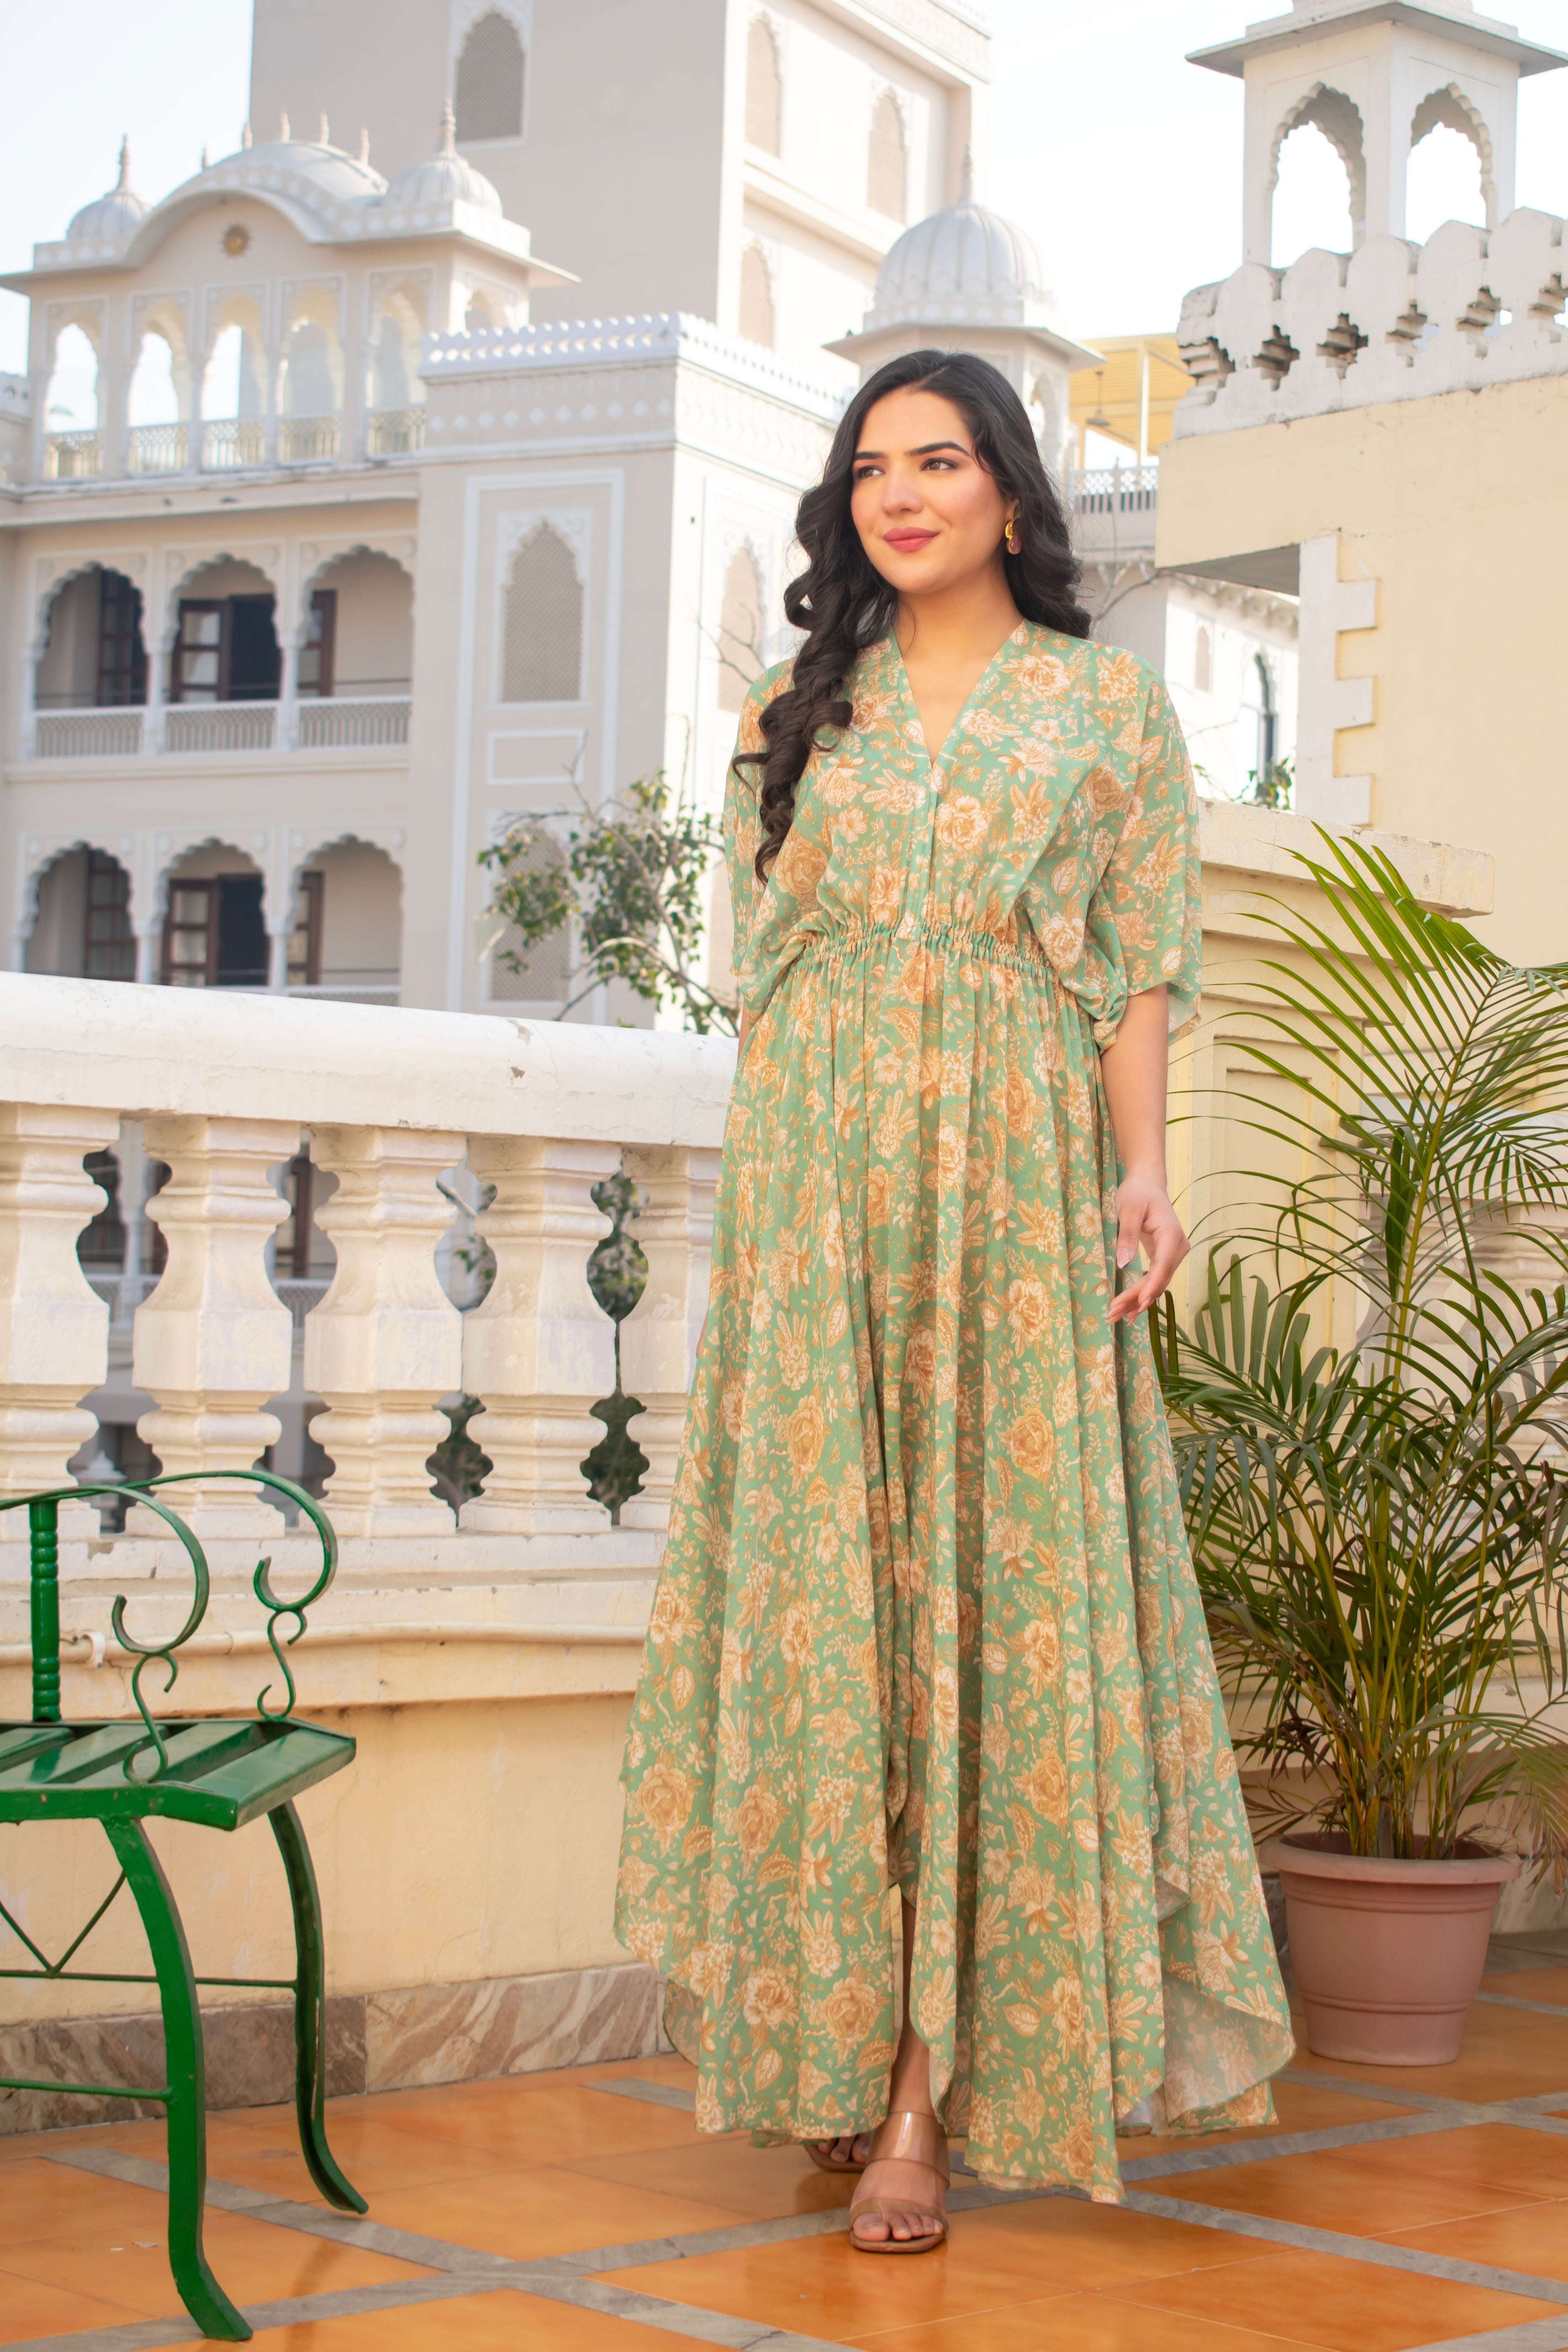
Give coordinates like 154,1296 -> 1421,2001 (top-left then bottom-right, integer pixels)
1005,521 -> 1021,555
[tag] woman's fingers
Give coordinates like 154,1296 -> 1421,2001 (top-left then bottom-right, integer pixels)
1109,1193 -> 1189,1322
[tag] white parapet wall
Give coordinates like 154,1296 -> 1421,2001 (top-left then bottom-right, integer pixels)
1175,212 -> 1568,436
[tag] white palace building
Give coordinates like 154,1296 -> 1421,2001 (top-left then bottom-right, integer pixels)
0,0 -> 1302,1033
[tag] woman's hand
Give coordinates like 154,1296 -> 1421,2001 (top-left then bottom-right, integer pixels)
1108,1167 -> 1190,1324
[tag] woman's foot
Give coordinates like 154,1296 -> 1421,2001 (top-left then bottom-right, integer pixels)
848,2110 -> 949,2252
805,2132 -> 870,2173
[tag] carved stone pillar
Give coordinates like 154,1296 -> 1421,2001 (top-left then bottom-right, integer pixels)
459,1137 -> 619,1533
304,1126 -> 464,1535
132,1115 -> 299,1533
618,1145 -> 721,1531
0,1104 -> 120,1529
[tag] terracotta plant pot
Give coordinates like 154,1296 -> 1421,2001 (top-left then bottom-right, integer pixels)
1266,1832 -> 1521,2065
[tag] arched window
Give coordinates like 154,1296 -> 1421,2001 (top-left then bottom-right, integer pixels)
1272,112 -> 1358,263
867,90 -> 907,222
281,319 -> 337,416
1244,652 -> 1278,784
36,569 -> 147,712
746,16 -> 782,155
717,547 -> 762,714
202,315 -> 265,420
455,11 -> 526,143
128,329 -> 181,427
739,244 -> 775,349
488,828 -> 569,1001
43,323 -> 101,477
1406,91 -> 1487,242
502,526 -> 584,702
1193,625 -> 1212,695
464,295 -> 495,334
25,846 -> 135,980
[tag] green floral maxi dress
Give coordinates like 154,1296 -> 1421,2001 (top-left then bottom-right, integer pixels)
616,622 -> 1293,2199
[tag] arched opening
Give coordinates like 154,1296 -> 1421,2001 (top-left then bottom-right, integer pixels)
1244,652 -> 1278,787
867,90 -> 907,223
746,16 -> 782,156
24,846 -> 136,980
280,292 -> 342,462
739,243 -> 775,349
501,526 -> 584,702
202,302 -> 266,469
43,322 -> 101,478
128,316 -> 191,473
455,11 -> 526,143
464,293 -> 496,334
369,287 -> 427,452
1270,87 -> 1363,265
169,557 -> 280,709
159,843 -> 268,989
717,546 -> 762,715
1407,90 -> 1488,242
36,568 -> 147,714
486,826 -> 569,1003
296,550 -> 415,742
287,839 -> 402,1001
1193,625 -> 1212,696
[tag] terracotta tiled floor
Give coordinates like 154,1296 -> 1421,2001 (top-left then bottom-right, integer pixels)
5,1940 -> 1568,2351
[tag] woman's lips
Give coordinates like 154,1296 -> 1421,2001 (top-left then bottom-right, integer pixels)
883,528 -> 937,550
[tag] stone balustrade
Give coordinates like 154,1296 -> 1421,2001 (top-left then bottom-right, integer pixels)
0,973 -> 733,1645
1175,210 -> 1568,435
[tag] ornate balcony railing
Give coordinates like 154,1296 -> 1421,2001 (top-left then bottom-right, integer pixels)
43,430 -> 102,480
33,709 -> 144,758
127,422 -> 189,475
201,419 -> 266,471
367,408 -> 425,456
1065,462 -> 1160,514
279,414 -> 340,463
296,696 -> 411,749
164,701 -> 277,753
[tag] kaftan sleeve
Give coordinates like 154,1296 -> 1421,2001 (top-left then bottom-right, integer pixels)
1084,674 -> 1203,1045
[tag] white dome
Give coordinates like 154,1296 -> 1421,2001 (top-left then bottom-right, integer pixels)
868,156 -> 1047,329
385,104 -> 501,215
202,132 -> 387,204
67,139 -> 148,243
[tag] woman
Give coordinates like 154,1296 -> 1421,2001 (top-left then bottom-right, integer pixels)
616,350 -> 1292,2255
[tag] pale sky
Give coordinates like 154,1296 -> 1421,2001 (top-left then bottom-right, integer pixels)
3,0 -> 1567,374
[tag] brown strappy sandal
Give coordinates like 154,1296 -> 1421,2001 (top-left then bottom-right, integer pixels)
847,2109 -> 950,2254
804,2133 -> 869,2174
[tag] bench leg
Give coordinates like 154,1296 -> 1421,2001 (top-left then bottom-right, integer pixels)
270,1800 -> 367,2214
102,1820 -> 251,2343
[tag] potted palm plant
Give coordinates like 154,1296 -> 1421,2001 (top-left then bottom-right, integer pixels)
1157,835 -> 1568,2064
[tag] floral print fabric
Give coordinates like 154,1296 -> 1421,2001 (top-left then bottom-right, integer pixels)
616,622 -> 1292,2199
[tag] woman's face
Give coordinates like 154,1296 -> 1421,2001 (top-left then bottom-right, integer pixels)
849,387 -> 1015,600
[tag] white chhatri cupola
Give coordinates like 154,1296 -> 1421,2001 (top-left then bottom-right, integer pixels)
1189,0 -> 1567,263
64,139 -> 149,250
824,155 -> 1100,472
385,103 -> 502,218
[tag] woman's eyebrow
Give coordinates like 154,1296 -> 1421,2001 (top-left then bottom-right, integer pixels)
851,440 -> 973,461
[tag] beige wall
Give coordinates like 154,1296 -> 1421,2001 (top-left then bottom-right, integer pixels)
1157,372 -> 1568,963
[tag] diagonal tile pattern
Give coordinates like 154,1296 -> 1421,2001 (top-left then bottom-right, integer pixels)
4,1936 -> 1568,2352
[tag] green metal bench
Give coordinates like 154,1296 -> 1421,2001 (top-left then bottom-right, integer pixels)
0,1470 -> 366,2341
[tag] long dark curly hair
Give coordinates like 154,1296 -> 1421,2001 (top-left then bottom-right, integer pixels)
737,348 -> 1090,878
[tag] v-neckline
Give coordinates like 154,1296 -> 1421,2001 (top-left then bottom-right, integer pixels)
887,618 -> 1029,773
